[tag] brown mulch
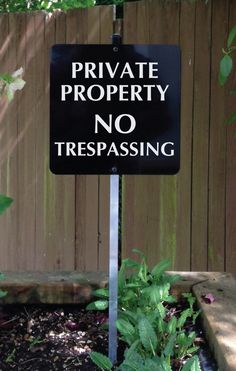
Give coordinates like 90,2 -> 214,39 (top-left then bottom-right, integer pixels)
0,305 -> 114,371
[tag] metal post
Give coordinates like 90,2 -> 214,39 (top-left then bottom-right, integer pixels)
108,174 -> 119,364
108,33 -> 122,365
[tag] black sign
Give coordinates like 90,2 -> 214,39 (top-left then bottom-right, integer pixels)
50,45 -> 180,175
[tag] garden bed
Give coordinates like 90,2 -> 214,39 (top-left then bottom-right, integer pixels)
0,271 -> 235,370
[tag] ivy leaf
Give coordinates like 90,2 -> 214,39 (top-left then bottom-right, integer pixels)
227,25 -> 236,48
0,194 -> 13,215
90,352 -> 112,371
220,54 -> 233,79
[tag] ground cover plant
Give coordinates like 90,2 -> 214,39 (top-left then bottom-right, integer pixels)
87,249 -> 211,371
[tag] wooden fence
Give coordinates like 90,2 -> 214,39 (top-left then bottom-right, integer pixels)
0,0 -> 236,274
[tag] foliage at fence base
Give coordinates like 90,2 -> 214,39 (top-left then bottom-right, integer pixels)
87,249 -> 201,370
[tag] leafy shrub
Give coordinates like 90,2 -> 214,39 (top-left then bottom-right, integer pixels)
87,249 -> 201,370
219,25 -> 236,125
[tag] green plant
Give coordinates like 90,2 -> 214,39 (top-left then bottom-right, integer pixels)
87,249 -> 201,370
5,348 -> 16,364
0,67 -> 25,102
219,25 -> 236,125
0,273 -> 7,299
28,336 -> 45,350
0,0 -> 94,12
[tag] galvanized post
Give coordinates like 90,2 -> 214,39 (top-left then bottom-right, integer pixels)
108,174 -> 119,364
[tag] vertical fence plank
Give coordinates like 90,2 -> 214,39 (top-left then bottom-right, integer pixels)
150,0 -> 180,269
3,14 -> 18,269
35,12 -> 75,271
226,0 -> 236,275
123,0 -> 181,269
34,12 -> 47,269
17,12 -> 36,270
208,0 -> 228,271
36,10 -> 76,271
175,2 -> 196,271
0,13 -> 11,269
122,1 -> 141,263
75,7 -> 100,271
191,1 -> 212,271
35,13 -> 56,270
49,10 -> 76,271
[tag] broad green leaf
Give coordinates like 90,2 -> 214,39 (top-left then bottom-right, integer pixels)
144,358 -> 163,370
152,355 -> 172,371
157,302 -> 166,319
142,283 -> 170,305
177,333 -> 188,347
0,194 -> 13,215
227,25 -> 236,48
122,346 -> 143,370
124,339 -> 140,357
220,54 -> 233,79
187,346 -> 199,355
164,273 -> 182,285
92,288 -> 109,298
164,334 -> 176,357
122,258 -> 140,269
181,355 -> 201,371
182,293 -> 196,309
118,309 -> 138,325
165,295 -> 177,304
151,259 -> 170,278
177,308 -> 192,329
90,352 -> 112,370
122,289 -> 136,302
166,316 -> 177,335
86,300 -> 108,311
118,264 -> 126,293
0,290 -> 7,298
125,283 -> 143,288
138,317 -> 157,353
219,71 -> 227,86
116,318 -> 136,345
226,111 -> 236,125
132,248 -> 146,260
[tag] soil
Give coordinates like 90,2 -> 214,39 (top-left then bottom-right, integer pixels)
0,303 -> 217,371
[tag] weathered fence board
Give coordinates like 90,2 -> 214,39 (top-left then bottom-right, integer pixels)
122,0 -> 236,275
0,0 -> 235,274
0,6 -> 113,271
226,1 -> 236,274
